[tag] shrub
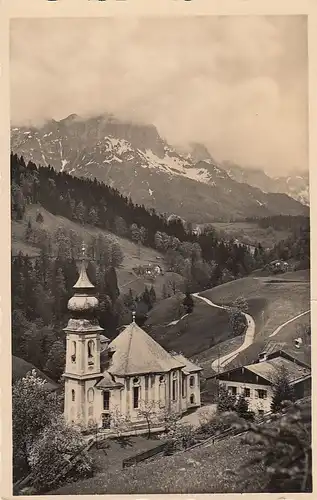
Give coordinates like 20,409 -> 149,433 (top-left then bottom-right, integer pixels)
29,417 -> 94,491
241,401 -> 312,492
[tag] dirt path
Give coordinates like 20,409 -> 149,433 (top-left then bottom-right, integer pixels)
192,293 -> 256,371
193,292 -> 310,373
269,309 -> 310,337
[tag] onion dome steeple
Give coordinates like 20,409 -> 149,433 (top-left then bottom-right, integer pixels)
67,243 -> 99,315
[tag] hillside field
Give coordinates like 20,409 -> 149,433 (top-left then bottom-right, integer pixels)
11,205 -> 185,298
146,296 -> 231,358
201,274 -> 310,339
50,430 -> 266,494
146,272 -> 310,379
206,221 -> 292,249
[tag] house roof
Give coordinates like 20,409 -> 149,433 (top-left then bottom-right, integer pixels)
172,353 -> 202,373
107,321 -> 185,376
261,340 -> 311,368
245,356 -> 311,384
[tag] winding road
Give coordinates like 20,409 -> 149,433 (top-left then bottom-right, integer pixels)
192,292 -> 310,373
192,293 -> 255,371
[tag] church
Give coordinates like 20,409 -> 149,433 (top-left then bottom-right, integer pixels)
63,245 -> 202,435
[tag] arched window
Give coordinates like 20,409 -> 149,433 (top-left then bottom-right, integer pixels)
103,391 -> 110,411
172,372 -> 177,401
190,394 -> 195,405
133,386 -> 140,409
182,374 -> 187,398
189,375 -> 195,388
71,341 -> 76,363
71,389 -> 75,402
87,388 -> 94,403
88,340 -> 95,358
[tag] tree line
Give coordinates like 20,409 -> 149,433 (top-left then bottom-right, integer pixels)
11,153 -> 266,279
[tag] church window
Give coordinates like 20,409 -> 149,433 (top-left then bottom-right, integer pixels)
189,375 -> 195,388
88,340 -> 95,358
182,374 -> 187,398
71,389 -> 75,402
145,375 -> 149,402
103,391 -> 110,411
172,380 -> 177,401
87,388 -> 94,403
102,413 -> 111,429
190,394 -> 195,405
159,375 -> 165,384
133,386 -> 139,409
133,377 -> 140,385
71,341 -> 76,363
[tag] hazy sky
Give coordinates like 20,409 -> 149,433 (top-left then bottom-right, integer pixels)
10,16 -> 308,174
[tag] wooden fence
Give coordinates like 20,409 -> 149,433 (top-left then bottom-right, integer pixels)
122,442 -> 168,469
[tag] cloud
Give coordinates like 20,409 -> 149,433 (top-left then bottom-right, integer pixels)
10,16 -> 308,173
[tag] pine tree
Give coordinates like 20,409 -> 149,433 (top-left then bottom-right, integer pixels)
88,206 -> 99,226
25,219 -> 33,243
235,394 -> 254,421
183,291 -> 194,314
271,367 -> 295,413
75,200 -> 86,224
217,385 -> 236,413
149,285 -> 157,308
44,340 -> 66,381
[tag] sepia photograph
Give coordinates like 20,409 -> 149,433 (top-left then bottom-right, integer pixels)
9,14 -> 311,495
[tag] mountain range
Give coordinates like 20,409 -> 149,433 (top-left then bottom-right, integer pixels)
11,114 -> 309,223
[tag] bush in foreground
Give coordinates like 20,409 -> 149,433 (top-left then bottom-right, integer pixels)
29,417 -> 94,491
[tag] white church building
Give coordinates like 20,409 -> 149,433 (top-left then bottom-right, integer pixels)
63,246 -> 202,435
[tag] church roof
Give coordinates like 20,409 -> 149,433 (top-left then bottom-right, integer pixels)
107,321 -> 185,376
172,353 -> 203,373
95,371 -> 124,389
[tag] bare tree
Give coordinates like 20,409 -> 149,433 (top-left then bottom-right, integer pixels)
137,400 -> 161,439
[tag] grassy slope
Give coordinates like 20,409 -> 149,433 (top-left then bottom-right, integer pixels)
201,275 -> 310,339
11,204 -> 185,298
199,272 -> 310,373
51,433 -> 265,495
146,296 -> 231,358
210,221 -> 291,248
145,272 -> 310,377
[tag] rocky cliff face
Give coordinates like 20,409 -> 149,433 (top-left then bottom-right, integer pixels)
11,114 -> 309,223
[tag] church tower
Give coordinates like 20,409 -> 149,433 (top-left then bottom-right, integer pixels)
63,243 -> 104,426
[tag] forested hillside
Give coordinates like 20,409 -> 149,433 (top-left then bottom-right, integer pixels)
11,153 -> 310,383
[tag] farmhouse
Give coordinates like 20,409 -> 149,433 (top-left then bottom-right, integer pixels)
63,246 -> 202,434
212,350 -> 311,414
